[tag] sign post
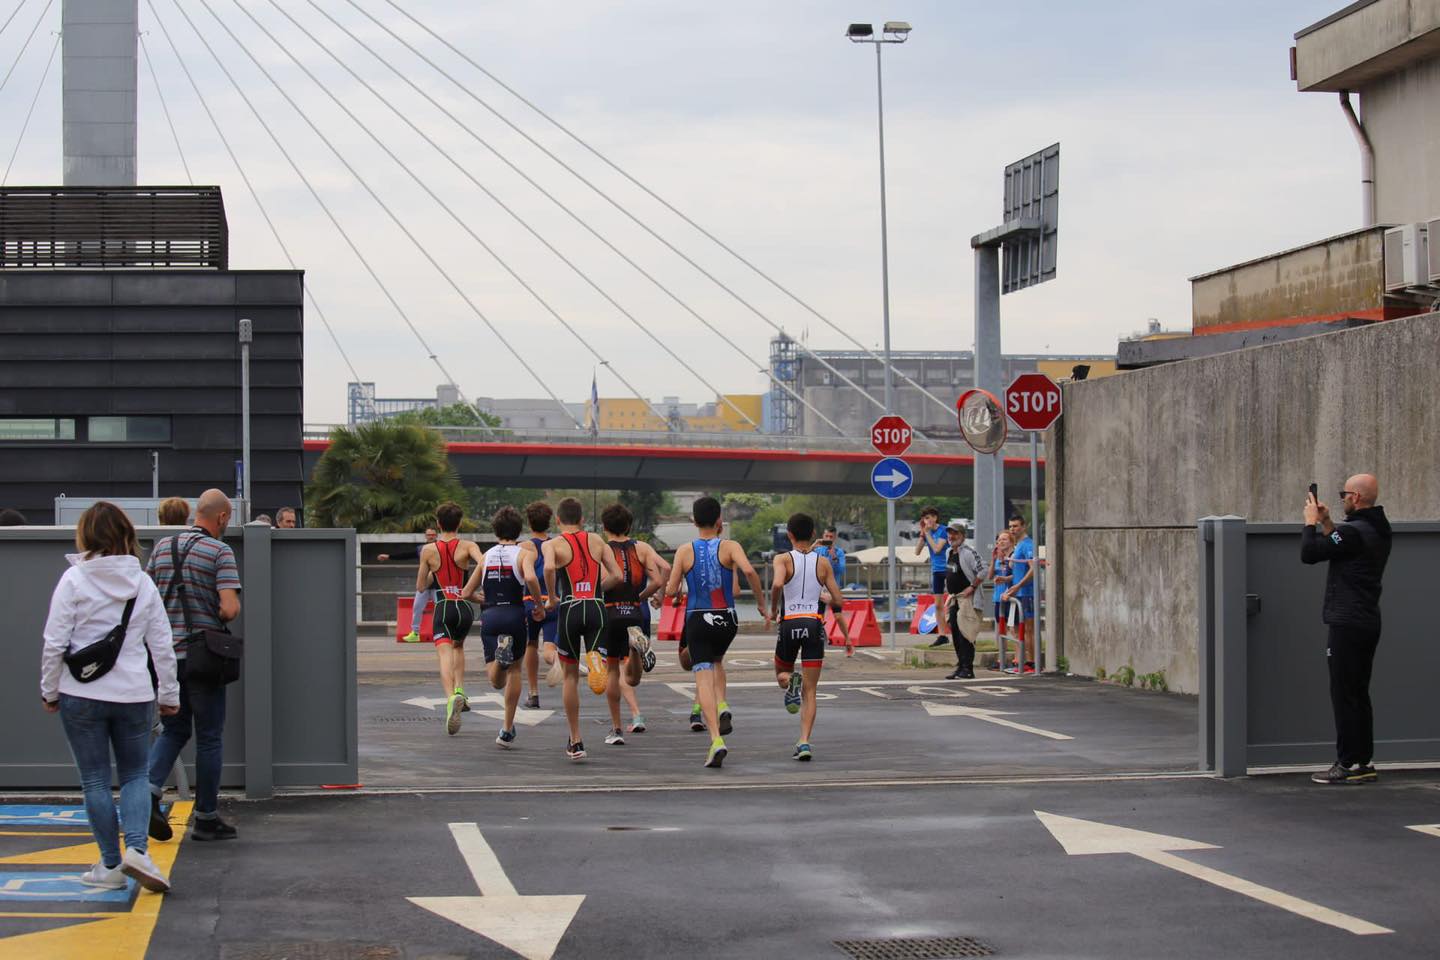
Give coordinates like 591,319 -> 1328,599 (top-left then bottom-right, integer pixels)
871,416 -> 914,647
1005,373 -> 1062,672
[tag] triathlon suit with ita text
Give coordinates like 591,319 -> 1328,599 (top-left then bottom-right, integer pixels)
776,549 -> 826,670
603,538 -> 648,661
555,532 -> 606,662
431,537 -> 475,647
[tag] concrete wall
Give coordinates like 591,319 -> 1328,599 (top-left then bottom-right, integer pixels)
1364,56 -> 1440,224
1189,228 -> 1387,330
1050,311 -> 1440,693
63,0 -> 137,186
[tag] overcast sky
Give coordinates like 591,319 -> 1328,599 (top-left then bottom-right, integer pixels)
2,0 -> 1357,423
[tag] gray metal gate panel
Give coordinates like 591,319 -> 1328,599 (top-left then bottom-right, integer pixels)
1244,522 -> 1440,766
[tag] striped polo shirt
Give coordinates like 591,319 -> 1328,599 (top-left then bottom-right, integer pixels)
146,528 -> 242,646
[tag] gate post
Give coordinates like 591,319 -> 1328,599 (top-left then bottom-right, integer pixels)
1197,518 -> 1216,771
1212,516 -> 1248,778
243,523 -> 274,799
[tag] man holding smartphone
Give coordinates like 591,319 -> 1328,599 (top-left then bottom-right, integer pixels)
1302,474 -> 1391,785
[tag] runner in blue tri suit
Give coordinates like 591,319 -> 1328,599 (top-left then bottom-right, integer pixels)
665,496 -> 770,769
518,501 -> 558,709
462,506 -> 530,747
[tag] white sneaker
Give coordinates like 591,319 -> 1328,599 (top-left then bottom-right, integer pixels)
80,861 -> 126,889
121,847 -> 171,893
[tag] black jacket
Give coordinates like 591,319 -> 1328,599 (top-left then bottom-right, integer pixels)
1300,505 -> 1392,632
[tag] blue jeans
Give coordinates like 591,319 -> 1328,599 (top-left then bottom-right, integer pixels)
148,672 -> 226,818
59,695 -> 154,867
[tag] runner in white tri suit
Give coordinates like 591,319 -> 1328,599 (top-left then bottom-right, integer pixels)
461,506 -> 530,748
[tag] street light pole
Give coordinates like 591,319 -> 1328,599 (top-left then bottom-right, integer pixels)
849,21 -> 910,647
239,318 -> 253,523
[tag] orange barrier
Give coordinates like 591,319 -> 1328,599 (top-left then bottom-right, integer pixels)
657,596 -> 685,642
825,599 -> 882,647
908,594 -> 940,634
395,596 -> 436,643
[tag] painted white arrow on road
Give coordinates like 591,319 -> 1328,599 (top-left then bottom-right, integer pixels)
921,700 -> 1072,740
1035,811 -> 1392,936
474,709 -> 553,728
1406,824 -> 1440,839
404,693 -> 507,711
409,822 -> 584,960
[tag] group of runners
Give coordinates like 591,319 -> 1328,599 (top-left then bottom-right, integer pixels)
400,496 -> 848,768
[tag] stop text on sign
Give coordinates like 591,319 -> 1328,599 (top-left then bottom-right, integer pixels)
873,425 -> 911,445
1004,373 -> 1063,431
870,415 -> 914,456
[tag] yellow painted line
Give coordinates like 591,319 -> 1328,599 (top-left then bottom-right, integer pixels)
0,912 -> 116,919
0,842 -> 105,866
0,800 -> 192,959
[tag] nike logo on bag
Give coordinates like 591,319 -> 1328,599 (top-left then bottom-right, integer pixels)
81,664 -> 98,679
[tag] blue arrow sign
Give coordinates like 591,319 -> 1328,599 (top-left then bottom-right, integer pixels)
870,457 -> 914,500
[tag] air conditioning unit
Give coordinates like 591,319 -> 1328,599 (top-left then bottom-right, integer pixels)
1384,223 -> 1429,291
1427,217 -> 1440,285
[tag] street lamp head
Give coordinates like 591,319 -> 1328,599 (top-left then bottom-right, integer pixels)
883,21 -> 912,40
846,22 -> 874,40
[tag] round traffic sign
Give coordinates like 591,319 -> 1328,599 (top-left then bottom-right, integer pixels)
870,415 -> 913,457
955,389 -> 1007,454
1005,373 -> 1063,432
869,457 -> 914,500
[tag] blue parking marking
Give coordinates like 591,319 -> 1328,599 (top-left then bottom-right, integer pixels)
0,871 -> 134,903
0,805 -> 89,827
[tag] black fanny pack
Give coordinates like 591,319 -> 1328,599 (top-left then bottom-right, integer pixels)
168,533 -> 244,685
63,596 -> 137,683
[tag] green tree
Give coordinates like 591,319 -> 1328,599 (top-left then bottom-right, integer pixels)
391,402 -> 503,430
305,422 -> 466,532
466,485 -> 548,527
618,489 -> 674,538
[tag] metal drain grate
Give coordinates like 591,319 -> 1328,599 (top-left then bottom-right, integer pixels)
834,936 -> 994,959
221,944 -> 402,960
368,715 -> 440,723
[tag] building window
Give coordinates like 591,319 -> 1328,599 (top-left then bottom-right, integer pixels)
0,418 -> 76,440
88,416 -> 172,443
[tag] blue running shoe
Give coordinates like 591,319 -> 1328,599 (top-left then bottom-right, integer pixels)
793,742 -> 813,762
496,727 -> 517,749
784,672 -> 803,714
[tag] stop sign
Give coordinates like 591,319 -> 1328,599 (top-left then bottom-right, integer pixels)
870,415 -> 913,456
1005,373 -> 1063,431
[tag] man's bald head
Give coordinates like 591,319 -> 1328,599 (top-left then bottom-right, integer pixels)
1347,474 -> 1378,509
196,489 -> 230,518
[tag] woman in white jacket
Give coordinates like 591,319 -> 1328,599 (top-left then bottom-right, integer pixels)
39,502 -> 181,893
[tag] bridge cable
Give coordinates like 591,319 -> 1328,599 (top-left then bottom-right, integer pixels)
0,1 -> 28,45
335,0 -> 853,438
139,32 -> 192,186
276,0 -> 755,433
153,0 -> 502,433
2,30 -> 57,187
382,0 -> 961,427
233,1 -> 674,433
143,1 -> 373,418
182,0 -> 581,431
297,4 -> 765,435
0,0 -> 50,99
357,1 -> 933,438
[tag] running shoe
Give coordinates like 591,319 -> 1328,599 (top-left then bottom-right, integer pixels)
446,692 -> 464,735
784,672 -> 803,714
566,739 -> 587,761
496,727 -> 517,749
628,627 -> 656,672
523,694 -> 541,710
545,656 -> 563,687
718,703 -> 733,737
401,631 -> 422,643
1311,762 -> 1375,784
455,687 -> 469,713
704,738 -> 728,768
605,728 -> 626,746
496,635 -> 514,668
689,705 -> 704,732
80,862 -> 127,889
586,649 -> 608,694
1023,661 -> 1036,674
793,742 -> 813,762
628,715 -> 647,733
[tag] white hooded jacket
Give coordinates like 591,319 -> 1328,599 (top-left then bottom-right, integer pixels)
40,553 -> 181,706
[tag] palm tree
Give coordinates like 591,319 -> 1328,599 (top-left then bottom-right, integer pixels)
305,422 -> 465,532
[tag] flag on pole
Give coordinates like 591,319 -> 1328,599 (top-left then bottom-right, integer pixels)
588,371 -> 600,437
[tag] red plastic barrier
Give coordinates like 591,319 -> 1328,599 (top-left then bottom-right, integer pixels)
657,596 -> 684,642
395,596 -> 436,643
908,594 -> 939,634
825,599 -> 882,647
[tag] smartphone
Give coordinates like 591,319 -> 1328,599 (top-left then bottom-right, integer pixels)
1308,482 -> 1318,502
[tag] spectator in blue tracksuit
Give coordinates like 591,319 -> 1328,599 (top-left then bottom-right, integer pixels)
1001,515 -> 1037,672
814,526 -> 847,587
914,506 -> 950,645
